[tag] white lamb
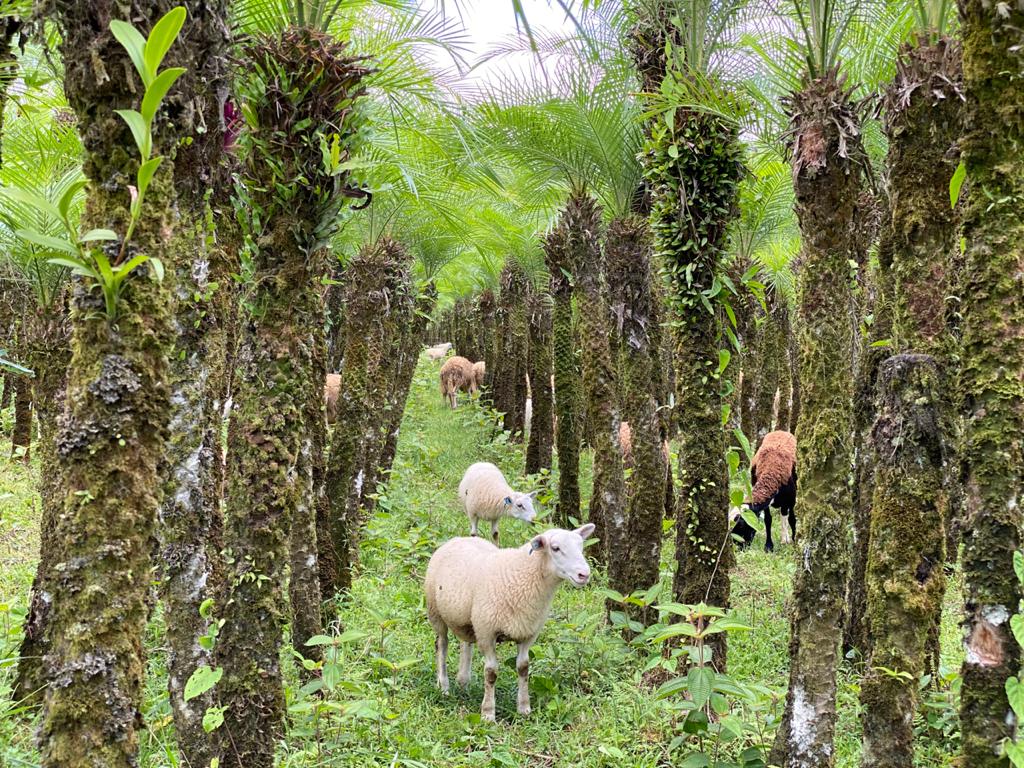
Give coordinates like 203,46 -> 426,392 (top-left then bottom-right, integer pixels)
424,524 -> 595,721
458,461 -> 537,543
426,342 -> 453,361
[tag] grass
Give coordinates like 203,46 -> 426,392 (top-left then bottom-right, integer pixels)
0,357 -> 962,767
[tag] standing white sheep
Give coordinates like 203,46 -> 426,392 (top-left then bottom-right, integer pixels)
424,524 -> 595,721
458,462 -> 537,543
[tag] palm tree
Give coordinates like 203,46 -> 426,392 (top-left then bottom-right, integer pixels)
39,3 -> 184,764
630,0 -> 748,666
956,0 -> 1024,764
859,3 -> 962,764
525,289 -> 554,474
750,1 -> 870,763
214,2 -> 371,762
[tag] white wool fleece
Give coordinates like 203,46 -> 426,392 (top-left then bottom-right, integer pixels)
458,462 -> 536,525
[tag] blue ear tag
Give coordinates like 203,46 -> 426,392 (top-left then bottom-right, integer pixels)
529,539 -> 542,554
504,496 -> 512,506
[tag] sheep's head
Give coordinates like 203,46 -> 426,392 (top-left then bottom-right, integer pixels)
529,524 -> 595,586
503,491 -> 538,524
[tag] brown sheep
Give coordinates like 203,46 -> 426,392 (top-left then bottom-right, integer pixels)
440,355 -> 476,408
325,373 -> 341,424
732,430 -> 797,552
472,360 -> 486,390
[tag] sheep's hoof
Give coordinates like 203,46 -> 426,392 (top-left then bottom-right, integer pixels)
481,710 -> 496,722
517,705 -> 531,716
457,675 -> 471,688
438,679 -> 450,695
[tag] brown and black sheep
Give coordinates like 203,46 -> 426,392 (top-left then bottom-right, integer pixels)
440,355 -> 477,408
732,430 -> 797,553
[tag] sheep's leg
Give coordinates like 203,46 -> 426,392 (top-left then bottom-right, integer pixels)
490,520 -> 500,545
479,638 -> 499,722
763,508 -> 774,553
469,515 -> 479,537
457,641 -> 473,688
434,628 -> 450,694
515,641 -> 532,716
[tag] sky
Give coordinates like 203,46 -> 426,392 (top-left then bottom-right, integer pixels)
426,0 -> 581,94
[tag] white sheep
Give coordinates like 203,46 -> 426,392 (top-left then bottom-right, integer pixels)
426,342 -> 453,361
458,461 -> 537,542
424,524 -> 595,720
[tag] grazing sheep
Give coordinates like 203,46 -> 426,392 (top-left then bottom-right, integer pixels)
458,461 -> 537,542
324,373 -> 341,424
426,342 -> 453,361
472,360 -> 486,390
424,524 -> 596,721
439,355 -> 476,408
732,430 -> 797,552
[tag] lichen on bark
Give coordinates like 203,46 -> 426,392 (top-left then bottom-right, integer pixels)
525,291 -> 554,475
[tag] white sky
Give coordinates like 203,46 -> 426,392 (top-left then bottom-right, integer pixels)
426,0 -> 580,94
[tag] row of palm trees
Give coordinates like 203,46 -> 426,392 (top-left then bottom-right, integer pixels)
0,1 -> 1020,767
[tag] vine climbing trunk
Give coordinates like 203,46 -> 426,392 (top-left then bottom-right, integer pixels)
544,210 -> 581,528
957,1 -> 1024,764
770,71 -> 866,768
605,214 -> 665,616
644,106 -> 741,669
39,4 -> 180,765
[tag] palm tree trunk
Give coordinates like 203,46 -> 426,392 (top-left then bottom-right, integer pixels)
957,1 -> 1024,763
39,5 -> 178,764
493,261 -> 529,438
605,214 -> 665,615
544,216 -> 581,528
770,72 -> 865,768
644,107 -> 742,668
858,38 -> 963,767
10,367 -> 31,460
159,5 -> 236,759
525,292 -> 554,475
570,194 -> 626,564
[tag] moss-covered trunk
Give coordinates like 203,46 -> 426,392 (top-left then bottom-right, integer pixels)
14,299 -> 70,702
570,195 -> 625,563
39,4 -> 179,765
605,215 -> 665,614
10,362 -> 31,459
769,72 -> 864,768
643,106 -> 741,668
525,292 -> 554,475
321,240 -> 401,599
544,215 -> 581,528
957,1 -> 1024,763
158,4 -> 236,760
492,261 -> 529,438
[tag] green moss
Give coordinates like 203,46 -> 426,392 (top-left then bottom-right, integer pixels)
525,292 -> 554,475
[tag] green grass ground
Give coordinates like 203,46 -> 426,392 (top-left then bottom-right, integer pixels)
0,358 -> 961,767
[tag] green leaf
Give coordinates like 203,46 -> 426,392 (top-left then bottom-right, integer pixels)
46,256 -> 97,278
202,705 -> 226,733
80,229 -> 118,243
115,109 -> 150,159
16,228 -> 77,255
109,19 -> 149,83
678,754 -> 709,768
305,635 -> 338,646
717,348 -> 731,375
1007,677 -> 1024,719
93,250 -> 115,287
1005,739 -> 1024,768
137,156 -> 163,198
141,67 -> 185,123
1011,614 -> 1024,647
949,160 -> 966,209
113,254 -> 150,288
184,665 -> 222,702
688,667 -> 714,709
57,179 -> 88,220
149,256 -> 165,282
1014,551 -> 1024,585
0,186 -> 63,221
144,6 -> 187,79
650,623 -> 698,643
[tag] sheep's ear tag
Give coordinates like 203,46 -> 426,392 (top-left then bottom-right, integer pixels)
504,496 -> 512,506
529,538 -> 543,554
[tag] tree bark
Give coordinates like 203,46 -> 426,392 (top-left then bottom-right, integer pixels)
957,1 -> 1024,763
570,195 -> 626,565
544,213 -> 581,528
39,5 -> 179,765
770,72 -> 865,768
860,354 -> 946,768
605,215 -> 665,617
525,292 -> 554,475
492,261 -> 529,439
10,370 -> 31,460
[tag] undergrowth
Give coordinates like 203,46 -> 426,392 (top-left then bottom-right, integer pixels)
0,356 -> 963,766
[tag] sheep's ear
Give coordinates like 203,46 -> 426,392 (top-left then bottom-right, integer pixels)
504,496 -> 513,506
574,523 -> 596,540
529,535 -> 546,554
527,490 -> 539,499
